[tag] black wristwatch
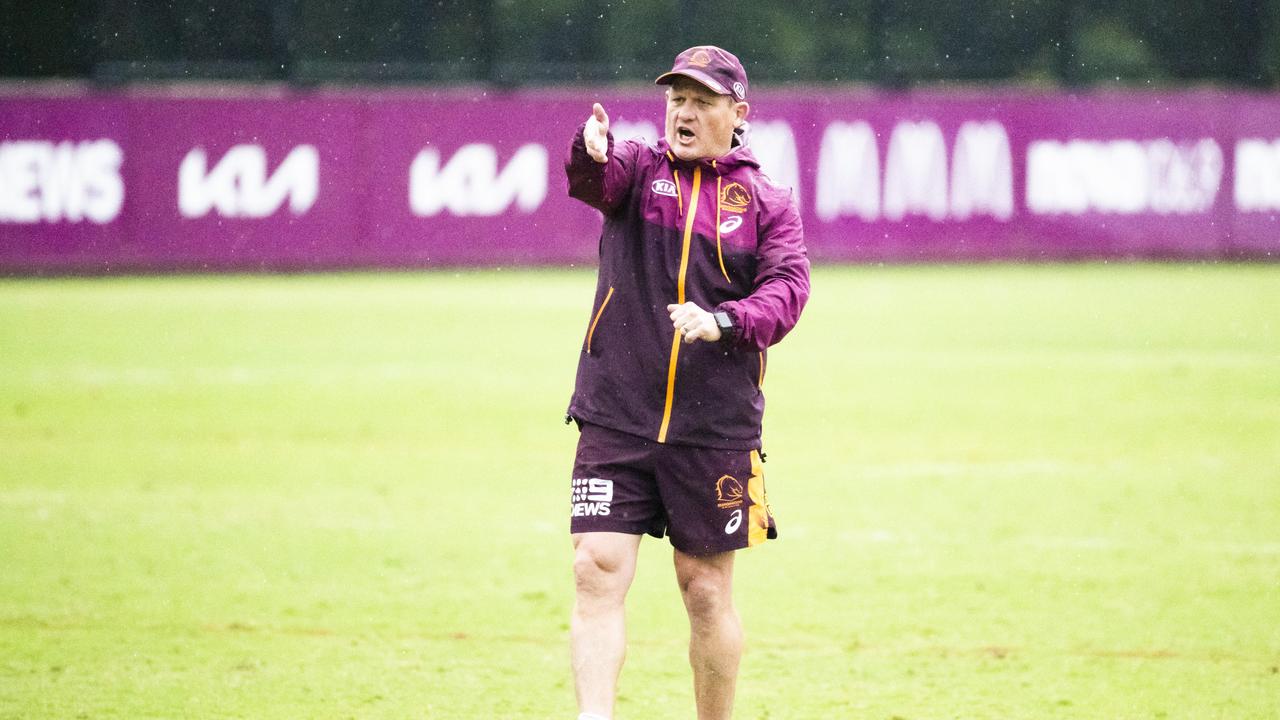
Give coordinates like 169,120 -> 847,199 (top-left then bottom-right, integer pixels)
713,311 -> 736,343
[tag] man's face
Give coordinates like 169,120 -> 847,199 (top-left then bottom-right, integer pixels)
664,77 -> 749,161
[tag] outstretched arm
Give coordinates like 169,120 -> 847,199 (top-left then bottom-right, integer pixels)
566,103 -> 640,215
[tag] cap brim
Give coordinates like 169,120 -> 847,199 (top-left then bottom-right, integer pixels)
654,69 -> 730,95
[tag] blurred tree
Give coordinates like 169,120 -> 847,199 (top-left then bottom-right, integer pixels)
0,0 -> 95,77
1060,0 -> 1278,86
0,0 -> 1276,88
815,0 -> 876,82
1070,9 -> 1167,85
1266,0 -> 1280,85
91,0 -> 278,80
96,1 -> 274,63
595,0 -> 681,81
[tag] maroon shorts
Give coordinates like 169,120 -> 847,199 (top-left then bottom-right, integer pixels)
570,422 -> 777,555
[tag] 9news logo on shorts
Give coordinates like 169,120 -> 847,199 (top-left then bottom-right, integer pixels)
572,477 -> 614,517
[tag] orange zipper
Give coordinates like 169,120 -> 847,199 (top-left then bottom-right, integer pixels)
657,166 -> 701,443
586,286 -> 615,354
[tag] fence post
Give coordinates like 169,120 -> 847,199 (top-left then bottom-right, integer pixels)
1053,0 -> 1080,87
474,0 -> 498,84
870,0 -> 909,88
271,0 -> 293,81
1229,0 -> 1267,86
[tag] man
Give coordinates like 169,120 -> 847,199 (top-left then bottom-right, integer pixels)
564,45 -> 809,720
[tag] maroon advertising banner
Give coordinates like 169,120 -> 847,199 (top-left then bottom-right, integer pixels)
1,86 -> 1277,272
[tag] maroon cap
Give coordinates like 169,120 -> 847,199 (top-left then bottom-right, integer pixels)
655,46 -> 748,101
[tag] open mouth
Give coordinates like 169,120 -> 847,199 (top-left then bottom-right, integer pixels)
676,127 -> 695,141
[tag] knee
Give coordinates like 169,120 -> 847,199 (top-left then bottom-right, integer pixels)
573,543 -> 628,601
679,572 -> 733,621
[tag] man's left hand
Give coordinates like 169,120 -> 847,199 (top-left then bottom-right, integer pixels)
667,302 -> 721,344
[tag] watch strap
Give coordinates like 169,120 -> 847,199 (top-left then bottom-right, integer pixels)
713,311 -> 736,343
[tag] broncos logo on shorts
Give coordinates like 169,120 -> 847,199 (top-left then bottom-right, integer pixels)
716,474 -> 744,509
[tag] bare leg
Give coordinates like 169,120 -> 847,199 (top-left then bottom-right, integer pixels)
571,532 -> 642,718
674,549 -> 742,720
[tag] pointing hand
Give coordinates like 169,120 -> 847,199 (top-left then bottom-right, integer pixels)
584,103 -> 609,164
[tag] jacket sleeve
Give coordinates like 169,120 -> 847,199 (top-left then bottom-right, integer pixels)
565,122 -> 641,215
714,183 -> 810,352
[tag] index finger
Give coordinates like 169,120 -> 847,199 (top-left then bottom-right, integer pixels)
592,103 -> 609,126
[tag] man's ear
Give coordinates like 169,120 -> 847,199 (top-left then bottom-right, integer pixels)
734,101 -> 750,128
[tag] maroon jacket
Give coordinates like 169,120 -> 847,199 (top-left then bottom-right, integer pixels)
565,124 -> 810,450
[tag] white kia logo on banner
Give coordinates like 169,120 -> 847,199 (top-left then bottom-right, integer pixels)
409,143 -> 547,217
179,144 -> 319,219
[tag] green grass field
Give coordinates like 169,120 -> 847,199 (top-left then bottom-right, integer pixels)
1,264 -> 1278,719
